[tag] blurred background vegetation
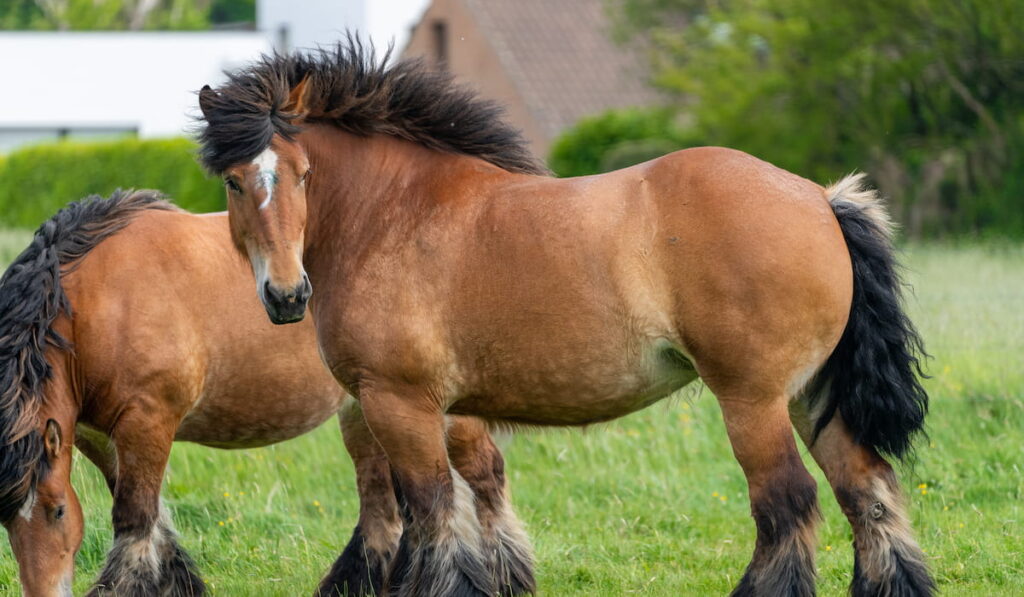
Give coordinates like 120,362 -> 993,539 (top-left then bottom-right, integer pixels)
556,0 -> 1023,238
0,0 -> 254,30
0,0 -> 1021,238
0,138 -> 222,223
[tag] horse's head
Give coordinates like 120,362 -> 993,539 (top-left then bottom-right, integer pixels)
3,419 -> 83,597
200,78 -> 314,325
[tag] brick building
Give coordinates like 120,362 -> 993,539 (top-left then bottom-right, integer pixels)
402,0 -> 660,159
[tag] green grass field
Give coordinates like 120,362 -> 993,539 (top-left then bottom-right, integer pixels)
1,231 -> 1021,595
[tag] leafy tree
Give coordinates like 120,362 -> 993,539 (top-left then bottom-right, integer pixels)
0,0 -> 253,30
610,0 -> 1024,236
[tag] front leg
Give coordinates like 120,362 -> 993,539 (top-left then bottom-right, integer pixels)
320,402 -> 534,596
362,386 -> 496,597
85,403 -> 205,597
317,398 -> 403,596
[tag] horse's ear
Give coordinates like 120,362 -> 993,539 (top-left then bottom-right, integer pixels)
198,84 -> 218,119
283,74 -> 313,118
44,419 -> 62,459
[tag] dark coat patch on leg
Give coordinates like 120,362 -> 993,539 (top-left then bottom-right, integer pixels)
317,525 -> 388,596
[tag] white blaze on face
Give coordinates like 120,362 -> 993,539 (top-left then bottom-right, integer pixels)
250,248 -> 270,302
18,489 -> 35,522
252,148 -> 279,210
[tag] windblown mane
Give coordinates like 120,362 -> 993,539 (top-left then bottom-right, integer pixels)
0,190 -> 177,523
196,37 -> 547,175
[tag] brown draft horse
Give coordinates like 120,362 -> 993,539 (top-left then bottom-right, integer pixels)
197,42 -> 934,597
0,191 -> 525,596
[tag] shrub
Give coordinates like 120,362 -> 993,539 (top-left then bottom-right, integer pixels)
548,108 -> 695,177
599,138 -> 686,172
0,137 -> 222,229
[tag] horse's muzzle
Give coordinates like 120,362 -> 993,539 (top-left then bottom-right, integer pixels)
262,275 -> 312,324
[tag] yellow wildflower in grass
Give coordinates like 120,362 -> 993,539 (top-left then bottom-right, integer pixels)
719,495 -> 727,502
218,521 -> 225,527
917,483 -> 928,495
825,545 -> 832,552
712,492 -> 719,498
223,492 -> 231,498
313,500 -> 321,507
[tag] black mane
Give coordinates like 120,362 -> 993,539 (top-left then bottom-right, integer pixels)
0,190 -> 176,523
196,37 -> 547,175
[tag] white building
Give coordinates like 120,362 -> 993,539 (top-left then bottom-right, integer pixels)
0,0 -> 429,152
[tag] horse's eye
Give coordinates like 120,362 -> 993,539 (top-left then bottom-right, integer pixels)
225,178 -> 242,193
300,168 -> 312,185
54,505 -> 65,520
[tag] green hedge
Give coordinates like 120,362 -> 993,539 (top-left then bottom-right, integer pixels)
548,108 -> 697,178
0,137 -> 223,229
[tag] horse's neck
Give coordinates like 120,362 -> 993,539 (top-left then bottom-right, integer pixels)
301,126 -> 507,269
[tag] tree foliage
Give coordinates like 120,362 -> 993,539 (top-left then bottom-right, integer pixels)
0,0 -> 254,30
609,0 -> 1024,237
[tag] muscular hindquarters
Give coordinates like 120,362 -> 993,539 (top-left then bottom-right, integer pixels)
646,148 -> 853,397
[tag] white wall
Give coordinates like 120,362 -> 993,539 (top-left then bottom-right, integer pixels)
0,1 -> 432,153
256,0 -> 430,56
0,32 -> 270,148
366,0 -> 431,52
257,0 -> 363,53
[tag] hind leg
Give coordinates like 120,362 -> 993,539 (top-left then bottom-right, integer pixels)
790,402 -> 934,596
717,395 -> 819,597
447,417 -> 535,596
317,398 -> 403,596
85,404 -> 204,597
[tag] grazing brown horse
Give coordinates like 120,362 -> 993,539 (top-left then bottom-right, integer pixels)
0,191 -> 526,596
197,42 -> 934,597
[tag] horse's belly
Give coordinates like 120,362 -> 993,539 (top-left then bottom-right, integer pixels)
175,388 -> 343,448
450,338 -> 698,425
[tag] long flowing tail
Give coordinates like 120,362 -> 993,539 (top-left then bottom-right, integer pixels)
0,190 -> 176,523
808,174 -> 929,460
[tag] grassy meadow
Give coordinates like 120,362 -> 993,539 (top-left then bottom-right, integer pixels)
0,231 -> 1021,595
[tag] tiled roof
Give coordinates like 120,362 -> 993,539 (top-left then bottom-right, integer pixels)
463,0 -> 661,139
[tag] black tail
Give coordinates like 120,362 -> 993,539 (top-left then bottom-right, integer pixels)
808,174 -> 929,460
0,189 -> 176,523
